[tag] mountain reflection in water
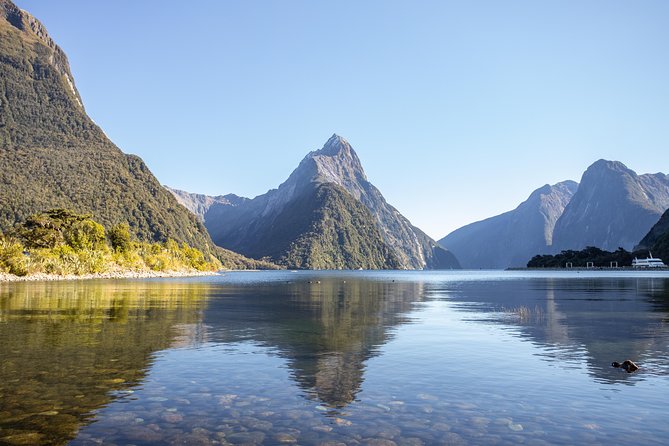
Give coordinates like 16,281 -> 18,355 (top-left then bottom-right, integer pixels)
444,276 -> 669,384
201,278 -> 425,408
2,272 -> 669,446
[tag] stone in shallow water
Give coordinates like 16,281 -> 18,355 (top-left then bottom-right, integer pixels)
454,402 -> 477,410
368,426 -> 401,439
226,431 -> 266,445
240,417 -> 272,431
362,439 -> 398,446
0,432 -> 45,445
273,432 -> 298,443
217,394 -> 238,405
170,432 -> 213,446
124,426 -> 164,442
396,437 -> 424,446
440,432 -> 466,445
493,417 -> 513,426
469,416 -> 490,427
508,423 -> 524,432
430,422 -> 451,432
334,418 -> 352,426
312,425 -> 334,433
162,412 -> 184,423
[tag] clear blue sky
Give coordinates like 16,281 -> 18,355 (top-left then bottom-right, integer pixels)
16,0 -> 669,238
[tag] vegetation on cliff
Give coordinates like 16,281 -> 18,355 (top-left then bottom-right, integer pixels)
0,209 -> 222,277
0,1 -> 220,257
280,184 -> 402,269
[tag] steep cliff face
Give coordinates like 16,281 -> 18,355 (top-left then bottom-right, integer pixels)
439,181 -> 578,269
0,0 -> 225,257
552,160 -> 669,252
170,135 -> 460,270
636,209 -> 669,261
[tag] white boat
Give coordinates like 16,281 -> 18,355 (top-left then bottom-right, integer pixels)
632,252 -> 667,268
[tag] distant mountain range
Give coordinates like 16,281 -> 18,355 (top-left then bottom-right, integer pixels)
439,181 -> 578,269
0,0 -> 270,268
169,135 -> 460,270
440,160 -> 669,269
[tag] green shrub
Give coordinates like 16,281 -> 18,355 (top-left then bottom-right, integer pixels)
0,238 -> 28,276
65,220 -> 106,251
2,212 -> 222,277
109,223 -> 132,252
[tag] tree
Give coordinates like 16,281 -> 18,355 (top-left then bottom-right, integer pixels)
109,223 -> 132,252
17,208 -> 104,250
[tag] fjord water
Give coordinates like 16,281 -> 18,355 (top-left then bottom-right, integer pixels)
1,272 -> 669,445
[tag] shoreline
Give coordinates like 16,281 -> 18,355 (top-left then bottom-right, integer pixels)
0,269 -> 220,283
507,267 -> 669,271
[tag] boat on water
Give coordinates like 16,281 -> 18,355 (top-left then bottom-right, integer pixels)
632,252 -> 667,268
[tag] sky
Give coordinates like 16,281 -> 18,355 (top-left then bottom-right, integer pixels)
15,0 -> 669,239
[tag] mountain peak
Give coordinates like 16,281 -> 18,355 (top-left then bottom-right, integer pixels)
312,133 -> 357,159
587,159 -> 632,174
321,133 -> 349,152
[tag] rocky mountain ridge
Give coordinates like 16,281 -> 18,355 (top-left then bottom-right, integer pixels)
551,160 -> 669,252
440,159 -> 669,268
439,181 -> 578,268
170,135 -> 460,270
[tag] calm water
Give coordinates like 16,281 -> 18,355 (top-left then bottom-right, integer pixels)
1,271 -> 669,445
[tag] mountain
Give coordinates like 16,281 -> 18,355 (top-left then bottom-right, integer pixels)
170,135 -> 460,270
552,160 -> 669,252
166,188 -> 249,222
0,0 -> 266,267
439,181 -> 578,269
636,209 -> 669,261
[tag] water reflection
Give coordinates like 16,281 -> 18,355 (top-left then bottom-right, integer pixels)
202,278 -> 425,408
445,277 -> 669,384
0,280 -> 209,446
2,273 -> 669,445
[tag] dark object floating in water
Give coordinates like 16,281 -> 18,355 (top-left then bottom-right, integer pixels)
612,360 -> 639,373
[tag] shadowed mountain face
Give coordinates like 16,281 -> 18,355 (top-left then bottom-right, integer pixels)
636,208 -> 669,261
439,181 -> 578,269
0,0 -> 216,254
552,160 -> 669,252
170,135 -> 460,270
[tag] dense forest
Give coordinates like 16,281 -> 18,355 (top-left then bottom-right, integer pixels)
0,209 -> 222,276
527,246 -> 650,268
